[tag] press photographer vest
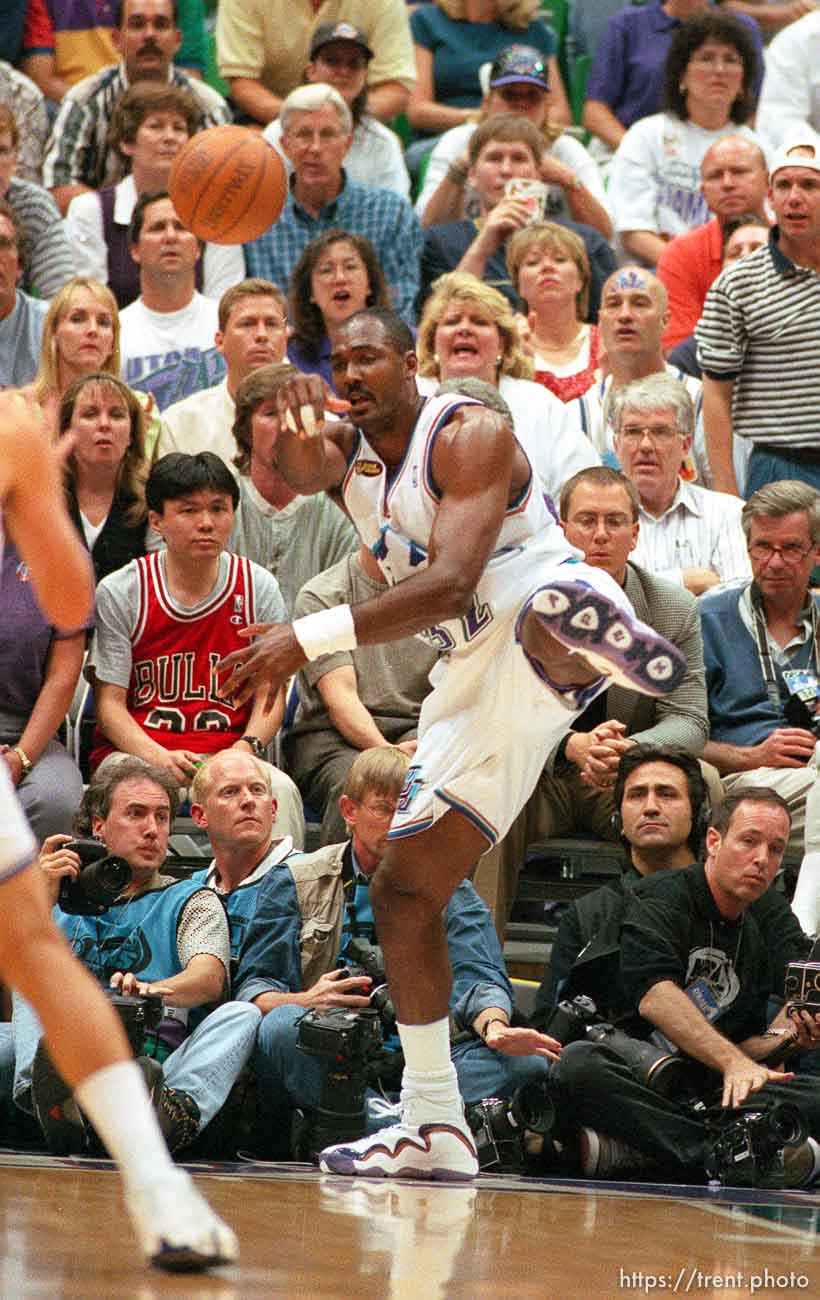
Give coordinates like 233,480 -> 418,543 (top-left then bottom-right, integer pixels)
54,877 -> 207,986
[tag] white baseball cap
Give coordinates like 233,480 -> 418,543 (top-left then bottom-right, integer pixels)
769,139 -> 820,179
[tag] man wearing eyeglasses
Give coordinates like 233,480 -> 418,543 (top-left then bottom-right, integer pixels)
700,479 -> 820,879
243,83 -> 422,324
612,372 -> 750,596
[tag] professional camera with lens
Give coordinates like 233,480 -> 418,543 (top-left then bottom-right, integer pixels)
541,995 -> 600,1046
294,1006 -> 385,1158
543,995 -> 707,1101
704,1100 -> 808,1188
344,936 -> 396,1026
57,839 -> 132,916
466,1080 -> 557,1173
784,960 -> 820,1014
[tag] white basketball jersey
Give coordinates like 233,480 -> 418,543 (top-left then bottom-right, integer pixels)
341,393 -> 572,654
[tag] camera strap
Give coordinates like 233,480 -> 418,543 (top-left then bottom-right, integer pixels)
751,584 -> 820,716
341,844 -> 375,943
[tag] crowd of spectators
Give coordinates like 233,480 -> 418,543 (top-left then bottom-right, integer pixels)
3,0 -> 820,1188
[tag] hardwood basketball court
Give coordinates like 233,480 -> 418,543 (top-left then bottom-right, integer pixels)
0,1153 -> 816,1298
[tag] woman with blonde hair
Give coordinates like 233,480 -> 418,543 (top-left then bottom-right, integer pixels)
417,271 -> 598,503
407,0 -> 570,170
58,372 -> 150,583
25,276 -> 160,454
507,222 -> 601,402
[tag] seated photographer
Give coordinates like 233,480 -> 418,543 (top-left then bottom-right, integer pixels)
551,789 -> 820,1187
11,756 -> 261,1157
535,746 -> 810,1036
235,747 -> 559,1158
188,748 -> 298,974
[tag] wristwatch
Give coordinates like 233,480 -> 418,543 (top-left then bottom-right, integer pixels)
239,735 -> 266,759
11,745 -> 33,777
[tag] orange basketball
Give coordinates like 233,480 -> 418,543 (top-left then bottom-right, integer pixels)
168,125 -> 287,245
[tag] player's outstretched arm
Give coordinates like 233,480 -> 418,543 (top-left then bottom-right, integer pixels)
273,372 -> 353,495
0,393 -> 94,630
217,406 -> 518,707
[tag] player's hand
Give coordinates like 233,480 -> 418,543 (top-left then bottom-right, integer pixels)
721,1056 -> 794,1109
482,1023 -> 562,1063
218,622 -> 307,712
395,739 -> 418,757
753,728 -> 816,769
275,373 -> 350,440
110,971 -> 175,999
303,967 -> 373,1009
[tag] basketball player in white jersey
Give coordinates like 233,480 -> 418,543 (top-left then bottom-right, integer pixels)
0,392 -> 236,1269
218,308 -> 687,1180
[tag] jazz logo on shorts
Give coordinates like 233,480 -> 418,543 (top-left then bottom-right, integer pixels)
397,764 -> 425,814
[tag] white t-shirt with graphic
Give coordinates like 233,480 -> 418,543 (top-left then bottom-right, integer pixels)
610,113 -> 762,239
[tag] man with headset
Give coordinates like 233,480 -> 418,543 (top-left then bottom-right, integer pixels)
532,744 -> 714,1031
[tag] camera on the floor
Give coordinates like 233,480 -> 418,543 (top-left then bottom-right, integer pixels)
294,1006 -> 386,1159
105,989 -> 164,1056
705,1100 -> 808,1188
466,1080 -> 556,1173
784,960 -> 820,1014
57,839 -> 132,915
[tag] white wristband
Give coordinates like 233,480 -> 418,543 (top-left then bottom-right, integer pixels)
292,604 -> 358,660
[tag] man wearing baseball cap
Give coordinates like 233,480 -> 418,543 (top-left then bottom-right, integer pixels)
697,140 -> 820,498
216,0 -> 415,127
309,21 -> 373,64
262,19 -> 410,196
415,43 -> 610,238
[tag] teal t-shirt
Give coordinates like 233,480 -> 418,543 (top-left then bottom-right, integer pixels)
409,6 -> 556,109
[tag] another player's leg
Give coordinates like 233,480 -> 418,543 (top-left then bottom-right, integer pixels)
519,571 -> 686,706
0,863 -> 237,1272
320,809 -> 485,1180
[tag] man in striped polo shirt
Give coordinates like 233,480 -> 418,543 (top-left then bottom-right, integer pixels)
697,140 -> 820,500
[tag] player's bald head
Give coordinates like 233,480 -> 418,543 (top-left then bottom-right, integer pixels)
338,308 -> 415,356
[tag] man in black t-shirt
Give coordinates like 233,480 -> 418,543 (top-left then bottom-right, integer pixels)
552,787 -> 820,1185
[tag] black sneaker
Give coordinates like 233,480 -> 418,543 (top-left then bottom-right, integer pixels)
30,1043 -> 85,1155
156,1085 -> 201,1155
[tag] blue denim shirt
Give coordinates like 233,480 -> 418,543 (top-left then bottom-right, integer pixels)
236,867 -> 513,1030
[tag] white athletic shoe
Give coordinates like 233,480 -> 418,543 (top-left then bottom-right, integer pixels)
530,579 -> 687,699
126,1169 -> 238,1272
319,1107 -> 479,1182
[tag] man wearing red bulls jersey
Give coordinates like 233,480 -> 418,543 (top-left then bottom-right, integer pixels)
88,451 -> 304,842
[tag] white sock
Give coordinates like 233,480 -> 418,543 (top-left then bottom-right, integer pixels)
397,1018 -> 460,1120
397,1017 -> 453,1078
74,1060 -> 175,1190
791,851 -> 820,936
